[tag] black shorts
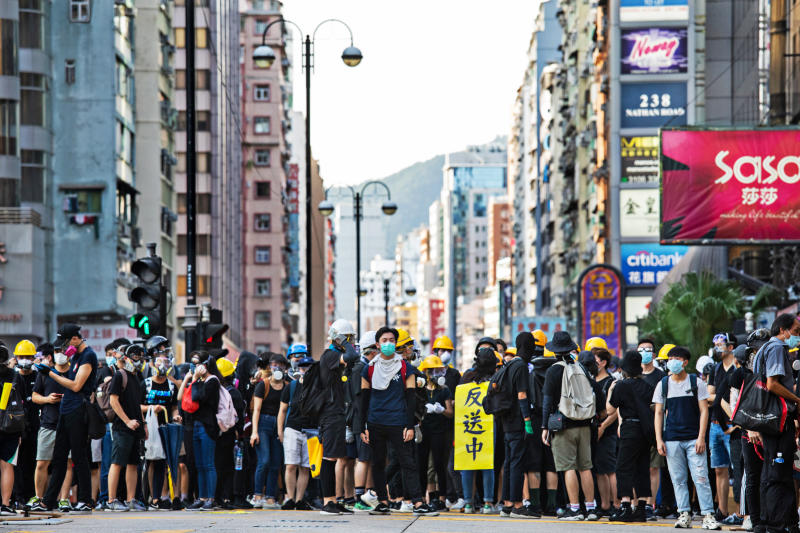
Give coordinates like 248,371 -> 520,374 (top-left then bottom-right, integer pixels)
525,432 -> 556,473
0,433 -> 19,462
320,417 -> 347,459
111,430 -> 140,466
593,433 -> 618,475
356,437 -> 372,462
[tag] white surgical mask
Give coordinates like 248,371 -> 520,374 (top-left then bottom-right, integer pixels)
54,354 -> 68,366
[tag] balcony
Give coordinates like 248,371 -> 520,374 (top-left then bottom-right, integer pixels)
0,207 -> 43,227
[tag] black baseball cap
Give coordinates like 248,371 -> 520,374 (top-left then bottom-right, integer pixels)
54,323 -> 82,347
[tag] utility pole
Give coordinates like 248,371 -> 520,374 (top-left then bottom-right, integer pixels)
304,35 -> 313,351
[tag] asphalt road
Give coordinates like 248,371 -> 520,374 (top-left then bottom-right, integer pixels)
0,509 -> 727,533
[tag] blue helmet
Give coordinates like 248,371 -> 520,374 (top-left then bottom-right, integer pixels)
288,343 -> 308,358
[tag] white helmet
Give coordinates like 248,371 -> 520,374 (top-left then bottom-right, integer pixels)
359,331 -> 377,352
695,355 -> 714,374
328,319 -> 356,346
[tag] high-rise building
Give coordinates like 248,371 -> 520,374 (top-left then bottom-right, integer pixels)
486,197 -> 511,287
174,0 -> 243,348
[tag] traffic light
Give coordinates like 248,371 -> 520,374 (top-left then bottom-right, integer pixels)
197,308 -> 228,349
129,243 -> 165,338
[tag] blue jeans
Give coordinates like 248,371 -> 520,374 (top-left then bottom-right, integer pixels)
709,423 -> 731,469
193,422 -> 217,499
461,469 -> 495,504
665,440 -> 715,515
98,424 -> 113,502
254,414 -> 283,498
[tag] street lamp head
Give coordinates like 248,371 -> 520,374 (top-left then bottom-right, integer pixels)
253,44 -> 277,69
381,201 -> 398,215
318,200 -> 335,217
405,286 -> 417,297
341,45 -> 363,67
358,289 -> 368,297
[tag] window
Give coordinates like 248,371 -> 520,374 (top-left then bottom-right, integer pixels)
254,311 -> 271,329
196,69 -> 210,89
254,213 -> 271,231
255,181 -> 270,199
255,246 -> 271,264
177,275 -> 210,296
69,0 -> 91,23
0,20 -> 17,76
21,150 -> 44,203
254,117 -> 270,134
255,279 -> 272,296
177,234 -> 211,255
255,20 -> 269,35
0,101 -> 17,155
177,193 -> 211,214
20,0 -> 43,49
176,69 -> 185,89
197,111 -> 210,131
20,74 -> 44,127
196,28 -> 208,48
176,153 -> 186,172
197,152 -> 211,173
254,344 -> 271,354
254,85 -> 271,101
62,189 -> 102,213
65,60 -> 76,84
255,149 -> 270,166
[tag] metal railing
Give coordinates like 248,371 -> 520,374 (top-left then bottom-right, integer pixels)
0,207 -> 42,227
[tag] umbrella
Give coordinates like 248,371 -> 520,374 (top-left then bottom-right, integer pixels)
158,416 -> 184,501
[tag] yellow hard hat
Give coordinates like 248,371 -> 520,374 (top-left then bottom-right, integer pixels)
432,335 -> 454,351
396,329 -> 412,348
658,344 -> 676,360
14,340 -> 36,357
532,330 -> 547,347
216,357 -> 236,378
544,348 -> 555,358
505,347 -> 517,356
495,351 -> 503,366
584,337 -> 608,351
419,355 -> 444,371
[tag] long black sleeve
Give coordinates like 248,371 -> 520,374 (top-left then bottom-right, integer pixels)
404,387 -> 416,429
360,388 -> 371,432
541,364 -> 564,426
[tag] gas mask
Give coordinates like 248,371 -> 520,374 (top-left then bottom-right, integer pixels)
54,353 -> 69,366
17,358 -> 33,370
270,366 -> 284,381
123,357 -> 136,373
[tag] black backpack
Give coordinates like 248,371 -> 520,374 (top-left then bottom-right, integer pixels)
296,362 -> 329,423
482,359 -> 519,416
0,377 -> 25,434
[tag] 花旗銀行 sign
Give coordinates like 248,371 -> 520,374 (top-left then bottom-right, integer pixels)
621,243 -> 688,286
622,28 -> 688,74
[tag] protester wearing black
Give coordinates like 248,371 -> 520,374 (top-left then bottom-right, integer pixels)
188,352 -> 222,510
417,357 -> 453,509
13,347 -> 39,505
592,348 -> 618,517
528,345 -> 559,515
0,344 -> 23,514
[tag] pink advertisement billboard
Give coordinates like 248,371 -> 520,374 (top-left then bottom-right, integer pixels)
660,127 -> 800,243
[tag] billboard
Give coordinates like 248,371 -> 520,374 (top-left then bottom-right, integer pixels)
620,0 -> 689,22
660,127 -> 800,243
621,82 -> 687,129
430,299 -> 446,341
621,243 -> 689,286
578,265 -> 624,356
622,28 -> 688,75
621,188 -> 660,238
622,136 -> 660,183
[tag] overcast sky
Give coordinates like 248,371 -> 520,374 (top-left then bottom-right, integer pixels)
281,0 -> 539,187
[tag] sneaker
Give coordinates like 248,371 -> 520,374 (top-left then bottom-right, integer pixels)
262,500 -> 281,510
30,500 -> 48,512
157,499 -> 171,511
361,490 -> 379,508
413,503 -> 439,516
26,496 -> 42,509
0,505 -> 16,516
200,500 -> 215,511
560,507 -> 585,521
172,498 -> 185,511
676,511 -> 693,528
647,505 -> 658,521
58,499 -> 72,513
336,503 -> 354,515
295,500 -> 313,511
585,509 -> 599,521
320,502 -> 341,515
127,500 -> 146,512
483,503 -> 498,515
464,504 -> 474,514
389,501 -> 401,511
431,499 -> 447,512
354,501 -> 372,512
72,501 -> 92,514
447,498 -> 466,511
702,513 -> 722,530
281,499 -> 295,510
742,516 -> 753,531
221,501 -> 237,510
108,500 -> 129,512
631,503 -> 647,522
187,499 -> 204,510
510,506 -> 539,519
392,501 -> 414,514
369,502 -> 391,515
723,514 -> 744,526
500,505 -> 513,517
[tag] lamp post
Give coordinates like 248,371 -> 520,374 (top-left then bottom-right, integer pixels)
254,18 -> 362,350
319,181 -> 397,338
382,270 -> 417,325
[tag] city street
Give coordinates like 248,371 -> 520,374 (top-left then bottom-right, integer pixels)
0,509 -> 699,533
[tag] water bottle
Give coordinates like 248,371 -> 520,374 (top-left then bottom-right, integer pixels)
234,441 -> 243,471
775,452 -> 785,465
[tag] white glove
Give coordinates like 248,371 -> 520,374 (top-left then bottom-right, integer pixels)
425,403 -> 436,414
416,377 -> 425,388
433,402 -> 445,414
345,426 -> 354,444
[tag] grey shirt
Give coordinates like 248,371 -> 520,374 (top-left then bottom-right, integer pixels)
757,337 -> 793,391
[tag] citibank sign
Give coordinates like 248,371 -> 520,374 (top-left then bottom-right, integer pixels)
621,243 -> 688,286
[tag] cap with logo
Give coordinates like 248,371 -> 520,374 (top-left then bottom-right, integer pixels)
54,323 -> 82,348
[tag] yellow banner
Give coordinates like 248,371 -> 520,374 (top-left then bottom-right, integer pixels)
454,382 -> 494,470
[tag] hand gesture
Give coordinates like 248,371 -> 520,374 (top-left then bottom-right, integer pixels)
126,419 -> 140,431
361,430 -> 370,444
250,433 -> 260,446
47,393 -> 61,404
403,428 -> 414,442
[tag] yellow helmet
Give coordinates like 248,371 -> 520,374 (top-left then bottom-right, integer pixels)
432,335 -> 454,351
215,358 -> 236,378
396,328 -> 412,348
658,344 -> 676,360
14,340 -> 36,357
544,348 -> 555,358
584,337 -> 608,351
532,330 -> 548,347
419,355 -> 444,371
505,347 -> 517,356
495,351 -> 504,366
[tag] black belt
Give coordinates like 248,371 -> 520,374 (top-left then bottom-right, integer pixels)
623,418 -> 640,423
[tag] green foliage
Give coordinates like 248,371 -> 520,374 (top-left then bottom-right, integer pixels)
638,272 -> 749,361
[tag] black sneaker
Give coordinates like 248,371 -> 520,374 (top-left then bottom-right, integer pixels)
370,502 -> 391,515
336,502 -> 354,515
500,505 -> 513,517
220,501 -> 236,510
157,499 -> 172,511
389,501 -> 401,511
631,503 -> 647,522
71,502 -> 92,514
413,503 -> 439,516
320,502 -> 341,515
510,506 -> 539,519
29,501 -> 48,512
0,505 -> 16,516
187,499 -> 204,510
171,498 -> 185,511
560,507 -> 585,521
281,499 -> 296,510
232,498 -> 252,510
615,504 -> 634,522
295,500 -> 313,511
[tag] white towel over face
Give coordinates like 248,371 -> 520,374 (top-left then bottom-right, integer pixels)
369,353 -> 402,390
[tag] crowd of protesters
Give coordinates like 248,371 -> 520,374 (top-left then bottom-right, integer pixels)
0,314 -> 798,533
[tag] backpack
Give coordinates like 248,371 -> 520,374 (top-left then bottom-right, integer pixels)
296,362 -> 328,423
97,371 -> 127,423
482,359 -> 519,416
207,376 -> 238,433
366,360 -> 426,422
556,361 -> 596,421
0,378 -> 25,434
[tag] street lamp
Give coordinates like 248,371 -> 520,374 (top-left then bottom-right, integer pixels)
382,270 -> 417,326
253,17 -> 363,350
319,181 -> 396,338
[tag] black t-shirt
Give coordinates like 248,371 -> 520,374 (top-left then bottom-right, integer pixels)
281,380 -> 313,431
444,367 -> 461,400
500,358 -> 530,430
142,378 -> 176,425
18,371 -> 39,433
542,360 -> 591,427
319,347 -> 346,420
110,370 -> 144,437
710,361 -> 736,427
609,377 -> 655,421
641,367 -> 666,389
253,380 -> 283,417
33,369 -> 67,430
596,375 -> 618,434
96,366 -> 114,384
421,386 -> 451,434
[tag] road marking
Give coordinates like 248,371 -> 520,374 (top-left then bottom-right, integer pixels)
416,516 -> 675,527
144,530 -> 194,533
